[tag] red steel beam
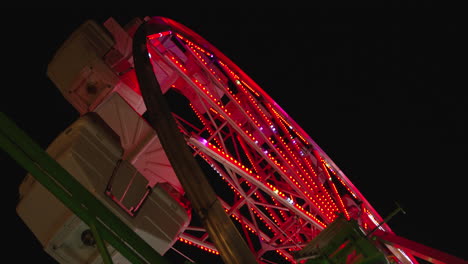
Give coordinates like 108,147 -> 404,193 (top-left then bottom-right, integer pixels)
373,230 -> 467,264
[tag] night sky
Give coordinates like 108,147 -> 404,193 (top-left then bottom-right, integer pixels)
3,9 -> 465,263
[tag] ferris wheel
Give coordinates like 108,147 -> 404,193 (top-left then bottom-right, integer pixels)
128,16 -> 412,264
14,15 -> 465,264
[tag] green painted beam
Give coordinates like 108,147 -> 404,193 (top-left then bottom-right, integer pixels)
89,221 -> 114,264
0,112 -> 171,264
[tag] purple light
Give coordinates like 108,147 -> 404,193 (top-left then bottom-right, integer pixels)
200,138 -> 208,145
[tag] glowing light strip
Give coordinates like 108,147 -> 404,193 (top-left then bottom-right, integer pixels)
189,103 -> 223,149
240,80 -> 261,97
176,33 -> 212,57
268,133 -> 339,220
236,138 -> 290,227
262,104 -> 341,221
178,234 -> 219,255
224,200 -> 298,264
325,161 -> 358,199
313,150 -> 350,221
223,197 -> 305,262
190,147 -> 277,252
268,104 -> 309,145
275,249 -> 295,263
189,137 -> 327,229
238,79 -> 339,223
216,60 -> 333,217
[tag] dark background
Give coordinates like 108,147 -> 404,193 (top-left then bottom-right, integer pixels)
2,9 -> 465,263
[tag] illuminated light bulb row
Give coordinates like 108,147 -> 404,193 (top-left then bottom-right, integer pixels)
263,145 -> 337,221
193,79 -> 219,103
217,79 -> 267,146
266,182 -> 289,200
236,85 -> 269,127
273,134 -> 318,192
275,250 -> 293,263
288,138 -> 322,186
190,79 -> 236,118
293,202 -> 327,229
250,205 -> 276,231
328,179 -> 351,220
196,151 -> 246,201
317,186 -> 339,212
262,151 -> 327,217
178,238 -> 219,255
189,103 -> 223,149
166,54 -> 230,119
190,48 -> 209,66
313,157 -> 343,216
185,44 -> 234,98
312,184 -> 340,220
195,152 -> 250,208
325,162 -> 358,200
217,62 -> 262,116
265,111 -> 316,184
177,33 -> 213,57
270,104 -> 310,146
182,38 -> 239,112
264,181 -> 331,229
209,107 -> 225,120
222,92 -> 269,152
292,144 -> 320,182
216,62 -> 274,135
268,109 -> 296,146
268,105 -> 294,131
253,192 -> 281,225
264,151 -> 291,180
296,154 -> 340,216
239,141 -> 261,176
267,111 -> 298,146
186,45 -> 222,84
240,80 -> 261,97
168,55 -> 187,72
217,60 -> 239,79
261,105 -> 338,212
244,224 -> 257,234
228,212 -> 258,235
187,46 -> 237,110
183,41 -> 221,82
234,79 -> 276,133
243,109 -> 264,134
229,184 -> 243,198
206,142 -> 258,179
241,128 -> 259,145
206,66 -> 291,171
273,200 -> 289,222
